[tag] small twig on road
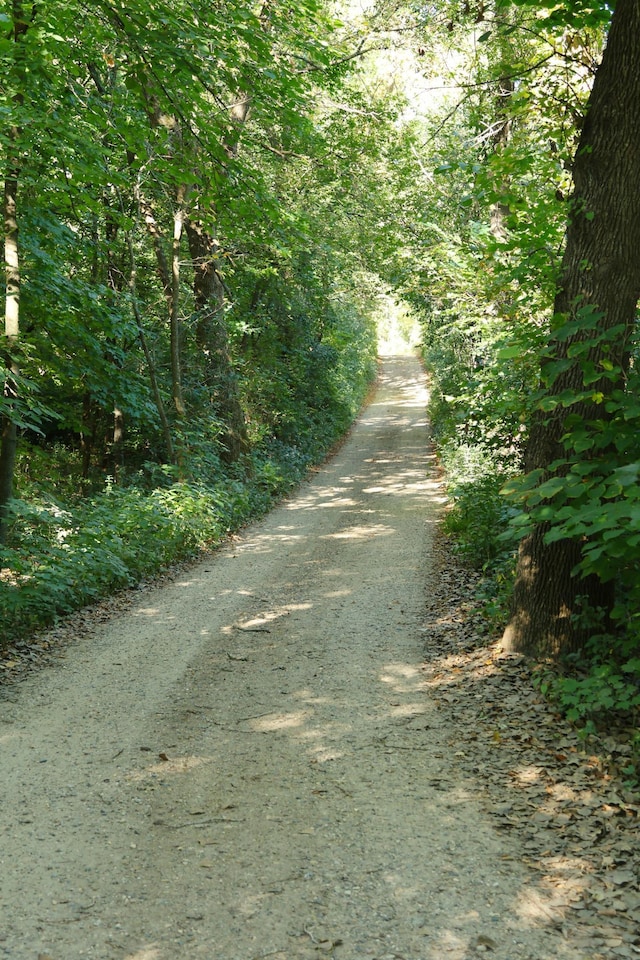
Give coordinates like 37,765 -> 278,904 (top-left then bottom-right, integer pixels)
172,817 -> 246,828
235,710 -> 277,723
38,916 -> 83,924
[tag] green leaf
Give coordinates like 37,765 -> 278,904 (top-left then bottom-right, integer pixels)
497,344 -> 526,359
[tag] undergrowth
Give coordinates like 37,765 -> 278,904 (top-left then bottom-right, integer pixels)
435,439 -> 640,786
0,410 -> 368,648
438,441 -> 518,633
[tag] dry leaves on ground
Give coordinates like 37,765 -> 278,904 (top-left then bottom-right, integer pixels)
421,531 -> 640,960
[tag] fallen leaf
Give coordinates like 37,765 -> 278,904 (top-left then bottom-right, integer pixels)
607,870 -> 636,887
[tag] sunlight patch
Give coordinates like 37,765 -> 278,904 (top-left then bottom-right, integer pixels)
510,765 -> 546,786
308,745 -> 344,762
124,947 -> 161,960
292,687 -> 331,704
379,663 -> 426,694
127,755 -> 212,782
322,523 -> 395,541
427,929 -> 468,959
250,710 -> 310,732
388,701 -> 428,718
516,885 -> 568,925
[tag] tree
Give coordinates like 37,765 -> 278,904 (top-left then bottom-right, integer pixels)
502,0 -> 640,658
1,0 -> 33,542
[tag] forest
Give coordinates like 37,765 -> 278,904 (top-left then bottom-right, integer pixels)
1,0 -> 639,769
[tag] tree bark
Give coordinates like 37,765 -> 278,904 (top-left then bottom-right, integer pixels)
0,404 -> 18,544
503,0 -> 640,658
0,176 -> 20,541
0,2 -> 31,543
171,185 -> 187,418
489,73 -> 514,242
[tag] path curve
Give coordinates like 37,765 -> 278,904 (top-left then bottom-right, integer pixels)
1,356 -> 585,960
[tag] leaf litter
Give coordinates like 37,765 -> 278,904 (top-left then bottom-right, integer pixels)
421,528 -> 639,959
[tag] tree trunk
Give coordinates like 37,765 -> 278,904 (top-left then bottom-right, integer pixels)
0,2 -> 29,544
1,150 -> 20,544
171,186 -> 187,418
80,391 -> 97,481
0,411 -> 18,544
489,73 -> 514,242
503,0 -> 640,658
185,219 -> 249,463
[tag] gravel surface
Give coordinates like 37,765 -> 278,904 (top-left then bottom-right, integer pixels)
0,355 -> 625,960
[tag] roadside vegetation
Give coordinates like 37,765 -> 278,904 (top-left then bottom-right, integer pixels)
1,303 -> 377,644
401,1 -> 640,774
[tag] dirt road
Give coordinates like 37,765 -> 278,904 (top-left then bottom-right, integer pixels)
0,356 -> 592,960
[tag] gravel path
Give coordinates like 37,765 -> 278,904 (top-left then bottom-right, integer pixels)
0,356 -> 594,960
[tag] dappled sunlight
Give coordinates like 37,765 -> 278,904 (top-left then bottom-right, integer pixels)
306,742 -> 345,763
249,710 -> 311,732
126,754 -> 212,783
363,479 -> 435,497
516,885 -> 573,924
233,529 -> 306,555
419,584 -> 619,945
379,661 -> 426,695
296,720 -> 352,744
234,889 -> 277,920
365,410 -> 421,426
321,523 -> 395,541
318,565 -> 352,580
284,465 -> 441,510
292,688 -> 332,705
546,782 -> 581,803
217,601 -> 313,638
235,605 -> 310,630
388,701 -> 428,718
423,649 -> 502,690
124,947 -> 161,960
427,928 -> 468,959
247,702 -> 350,763
0,730 -> 19,745
285,489 -> 355,513
511,765 -> 547,786
309,494 -> 359,509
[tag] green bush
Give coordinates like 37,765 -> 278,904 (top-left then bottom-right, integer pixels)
0,474 -> 267,645
0,357 -> 377,649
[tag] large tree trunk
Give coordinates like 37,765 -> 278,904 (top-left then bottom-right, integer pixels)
170,185 -> 187,418
1,142 -> 20,544
0,410 -> 18,544
489,73 -> 513,242
0,2 -> 29,544
503,0 -> 640,658
185,219 -> 249,463
1,172 -> 19,540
